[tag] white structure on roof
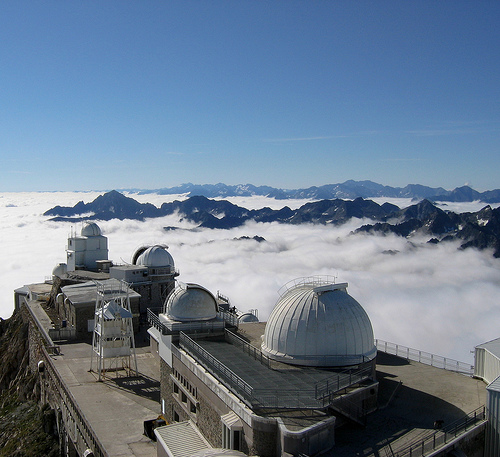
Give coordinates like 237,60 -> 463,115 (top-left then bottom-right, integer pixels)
66,222 -> 109,271
165,283 -> 218,322
134,244 -> 175,269
91,280 -> 137,381
261,277 -> 376,367
112,244 -> 179,312
52,262 -> 68,279
475,338 -> 500,457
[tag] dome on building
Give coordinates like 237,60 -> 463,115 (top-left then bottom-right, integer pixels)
81,222 -> 102,237
261,278 -> 376,367
165,283 -> 217,321
52,263 -> 67,278
136,245 -> 174,268
238,312 -> 259,323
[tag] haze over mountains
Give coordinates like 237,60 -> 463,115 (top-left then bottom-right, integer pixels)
131,180 -> 500,203
44,181 -> 500,258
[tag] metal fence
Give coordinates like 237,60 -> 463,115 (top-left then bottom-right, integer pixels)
224,329 -> 271,368
179,332 -> 254,406
315,365 -> 373,404
375,340 -> 474,376
383,406 -> 486,457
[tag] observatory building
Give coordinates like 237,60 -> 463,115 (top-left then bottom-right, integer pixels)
150,277 -> 378,457
66,222 -> 110,272
110,244 -> 179,314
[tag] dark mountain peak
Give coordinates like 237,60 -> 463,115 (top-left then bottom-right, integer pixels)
399,199 -> 443,221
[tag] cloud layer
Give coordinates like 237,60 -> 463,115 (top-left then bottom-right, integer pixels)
2,191 -> 499,365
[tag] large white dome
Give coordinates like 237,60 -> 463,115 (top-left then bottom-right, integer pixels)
261,279 -> 376,367
81,222 -> 102,237
165,283 -> 217,321
136,245 -> 174,268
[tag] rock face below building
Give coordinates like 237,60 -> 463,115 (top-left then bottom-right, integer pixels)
0,309 -> 59,456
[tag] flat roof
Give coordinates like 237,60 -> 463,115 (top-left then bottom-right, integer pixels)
50,338 -> 160,456
189,323 -> 487,456
62,279 -> 141,305
333,351 -> 486,457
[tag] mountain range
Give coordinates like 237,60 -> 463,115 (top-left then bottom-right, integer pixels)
130,180 -> 500,203
44,189 -> 500,258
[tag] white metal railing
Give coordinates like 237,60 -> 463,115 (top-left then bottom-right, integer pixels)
375,340 -> 474,376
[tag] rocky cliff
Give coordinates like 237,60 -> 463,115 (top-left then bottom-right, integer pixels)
0,309 -> 59,456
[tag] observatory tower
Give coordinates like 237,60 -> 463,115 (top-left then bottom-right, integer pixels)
66,222 -> 109,272
90,279 -> 137,381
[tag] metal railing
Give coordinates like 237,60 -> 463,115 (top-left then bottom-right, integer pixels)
385,406 -> 486,457
219,310 -> 239,328
147,307 -> 164,332
147,307 -> 228,335
375,340 -> 474,376
251,388 -> 319,410
315,365 -> 373,404
224,329 -> 271,368
179,332 -> 254,406
180,331 -> 375,411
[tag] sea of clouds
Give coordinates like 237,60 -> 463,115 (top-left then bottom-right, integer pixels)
1,191 -> 500,365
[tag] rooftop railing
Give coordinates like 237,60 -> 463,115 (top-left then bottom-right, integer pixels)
375,339 -> 474,376
179,332 -> 254,407
147,307 -> 231,335
224,329 -> 271,368
180,330 -> 375,411
382,406 -> 486,457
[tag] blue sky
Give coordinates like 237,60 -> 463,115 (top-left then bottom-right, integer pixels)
1,1 -> 499,192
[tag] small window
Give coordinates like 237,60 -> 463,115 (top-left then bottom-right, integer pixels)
181,392 -> 187,403
190,401 -> 197,414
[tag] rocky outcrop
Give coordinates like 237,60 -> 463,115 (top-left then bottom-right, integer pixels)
0,309 -> 59,456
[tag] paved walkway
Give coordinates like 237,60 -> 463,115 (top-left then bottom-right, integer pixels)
331,352 -> 486,457
50,337 -> 160,457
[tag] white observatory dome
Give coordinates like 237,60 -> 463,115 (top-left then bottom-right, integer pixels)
238,312 -> 259,323
52,263 -> 67,278
261,279 -> 376,367
165,283 -> 217,321
81,222 -> 102,237
136,245 -> 174,268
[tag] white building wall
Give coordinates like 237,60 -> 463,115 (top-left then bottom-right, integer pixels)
475,348 -> 500,385
486,377 -> 500,457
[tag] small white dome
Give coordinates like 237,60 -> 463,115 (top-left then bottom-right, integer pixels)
136,245 -> 174,268
52,263 -> 67,278
81,222 -> 102,237
261,279 -> 376,367
238,312 -> 259,323
165,283 -> 217,321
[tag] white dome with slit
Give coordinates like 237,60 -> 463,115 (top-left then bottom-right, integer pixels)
261,279 -> 376,367
165,283 -> 217,321
81,222 -> 102,237
136,245 -> 174,268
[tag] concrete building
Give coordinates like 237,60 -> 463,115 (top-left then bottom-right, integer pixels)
110,244 -> 179,315
66,222 -> 109,272
58,278 -> 141,338
149,277 -> 379,457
